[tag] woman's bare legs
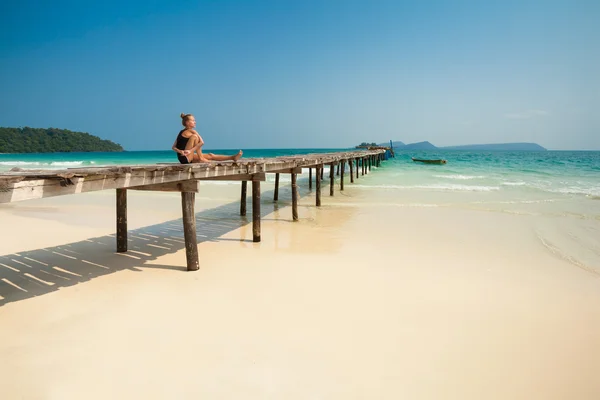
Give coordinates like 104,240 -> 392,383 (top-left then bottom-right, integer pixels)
201,150 -> 243,162
183,135 -> 200,163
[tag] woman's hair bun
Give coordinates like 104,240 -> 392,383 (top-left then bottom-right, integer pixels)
180,113 -> 186,119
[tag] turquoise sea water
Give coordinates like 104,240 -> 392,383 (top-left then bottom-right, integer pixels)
1,148 -> 599,198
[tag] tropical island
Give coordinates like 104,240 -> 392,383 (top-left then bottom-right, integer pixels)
0,127 -> 123,153
356,140 -> 547,151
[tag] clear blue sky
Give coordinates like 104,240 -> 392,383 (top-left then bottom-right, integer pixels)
1,0 -> 598,150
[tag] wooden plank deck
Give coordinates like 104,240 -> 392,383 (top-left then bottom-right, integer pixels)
0,149 -> 391,271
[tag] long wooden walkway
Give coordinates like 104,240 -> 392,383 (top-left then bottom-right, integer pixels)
0,149 -> 391,270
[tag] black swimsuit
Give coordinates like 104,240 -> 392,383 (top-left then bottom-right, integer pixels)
175,130 -> 191,164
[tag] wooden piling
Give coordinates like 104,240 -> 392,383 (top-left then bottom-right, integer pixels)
340,160 -> 345,191
181,191 -> 199,271
291,173 -> 298,221
309,168 -> 312,190
356,158 -> 359,179
321,166 -> 324,180
240,181 -> 247,216
116,188 -> 127,252
274,173 -> 280,201
316,165 -> 322,207
349,158 -> 354,183
336,164 -> 340,176
329,163 -> 334,196
252,179 -> 261,242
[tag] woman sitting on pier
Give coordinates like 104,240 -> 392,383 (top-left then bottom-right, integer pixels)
172,113 -> 243,164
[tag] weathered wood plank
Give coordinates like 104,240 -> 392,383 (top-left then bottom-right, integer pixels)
268,167 -> 303,174
129,180 -> 200,192
0,167 -> 254,203
0,150 -> 387,204
198,173 -> 266,182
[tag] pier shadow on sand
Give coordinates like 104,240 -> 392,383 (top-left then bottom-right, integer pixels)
0,180 -> 353,306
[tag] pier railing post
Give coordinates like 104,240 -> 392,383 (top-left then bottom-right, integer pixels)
316,165 -> 322,207
181,191 -> 199,271
291,173 -> 298,221
240,181 -> 247,216
252,177 -> 261,242
274,173 -> 280,201
116,188 -> 127,253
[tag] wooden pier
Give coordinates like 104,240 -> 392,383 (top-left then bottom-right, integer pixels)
0,150 -> 391,271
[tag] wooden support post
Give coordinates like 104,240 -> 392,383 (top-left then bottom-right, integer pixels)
274,173 -> 280,201
349,159 -> 354,183
356,158 -> 359,179
181,191 -> 199,271
240,181 -> 247,216
362,158 -> 365,175
369,156 -> 372,171
321,166 -> 324,180
309,168 -> 312,190
252,179 -> 261,242
291,173 -> 298,221
336,164 -> 340,176
116,188 -> 127,252
340,160 -> 345,191
316,165 -> 322,207
329,163 -> 334,196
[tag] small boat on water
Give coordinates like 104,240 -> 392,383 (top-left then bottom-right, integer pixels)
412,158 -> 447,165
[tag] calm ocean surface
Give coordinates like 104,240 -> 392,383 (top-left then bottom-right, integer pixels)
1,148 -> 598,199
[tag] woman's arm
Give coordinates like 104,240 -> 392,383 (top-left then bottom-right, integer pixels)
172,139 -> 184,155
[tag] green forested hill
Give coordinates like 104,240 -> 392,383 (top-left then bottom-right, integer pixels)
0,127 -> 124,153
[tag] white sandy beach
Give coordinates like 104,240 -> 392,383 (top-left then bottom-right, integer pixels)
1,180 -> 599,399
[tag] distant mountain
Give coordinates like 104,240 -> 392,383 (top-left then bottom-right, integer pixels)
373,140 -> 547,151
402,141 -> 438,150
442,142 -> 547,151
